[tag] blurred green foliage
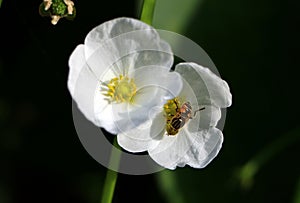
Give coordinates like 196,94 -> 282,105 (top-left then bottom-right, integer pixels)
293,177 -> 300,203
153,0 -> 202,33
236,127 -> 300,190
156,170 -> 185,203
0,0 -> 299,203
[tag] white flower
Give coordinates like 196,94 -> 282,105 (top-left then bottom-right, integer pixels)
68,17 -> 183,134
117,62 -> 232,169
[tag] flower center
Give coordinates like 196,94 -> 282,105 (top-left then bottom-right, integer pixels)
52,0 -> 67,16
102,75 -> 137,103
164,97 -> 181,119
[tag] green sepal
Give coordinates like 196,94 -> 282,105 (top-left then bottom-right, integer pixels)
39,2 -> 51,17
66,6 -> 76,20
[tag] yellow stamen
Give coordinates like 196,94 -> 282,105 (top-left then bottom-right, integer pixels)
102,74 -> 137,103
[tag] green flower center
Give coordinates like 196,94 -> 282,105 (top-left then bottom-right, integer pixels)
52,0 -> 67,16
102,75 -> 137,103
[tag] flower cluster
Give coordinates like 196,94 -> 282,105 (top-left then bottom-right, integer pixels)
68,18 -> 232,170
39,0 -> 76,25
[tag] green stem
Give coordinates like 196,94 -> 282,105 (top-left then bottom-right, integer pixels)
101,137 -> 122,203
140,0 -> 156,25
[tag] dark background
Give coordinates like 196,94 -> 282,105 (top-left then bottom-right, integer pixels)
1,0 -> 300,203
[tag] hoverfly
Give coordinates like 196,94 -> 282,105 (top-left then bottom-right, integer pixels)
166,101 -> 205,136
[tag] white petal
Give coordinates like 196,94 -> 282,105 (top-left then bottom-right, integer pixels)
199,105 -> 221,128
68,45 -> 119,134
117,112 -> 165,153
175,62 -> 232,108
85,17 -> 155,52
132,40 -> 174,71
187,105 -> 222,133
83,46 -> 119,82
148,130 -> 192,170
132,66 -> 183,105
68,45 -> 86,95
93,83 -> 119,134
148,127 -> 223,169
84,18 -> 173,79
68,56 -> 102,129
113,67 -> 183,133
182,128 -> 223,168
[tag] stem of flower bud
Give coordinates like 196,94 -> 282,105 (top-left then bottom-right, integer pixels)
140,0 -> 156,25
101,137 -> 121,203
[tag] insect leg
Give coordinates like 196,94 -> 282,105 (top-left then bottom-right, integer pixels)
193,107 -> 205,117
